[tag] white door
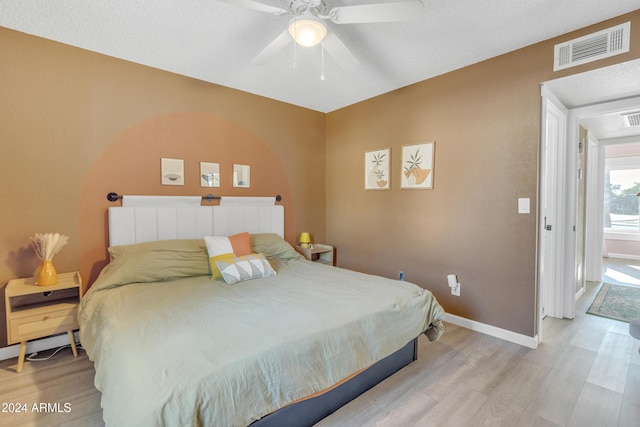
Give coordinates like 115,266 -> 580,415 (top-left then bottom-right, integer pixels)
539,88 -> 568,327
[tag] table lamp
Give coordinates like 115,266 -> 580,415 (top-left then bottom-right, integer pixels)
299,232 -> 311,248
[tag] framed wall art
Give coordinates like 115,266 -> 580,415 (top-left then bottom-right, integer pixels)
200,162 -> 220,188
401,142 -> 434,189
233,164 -> 250,188
161,158 -> 184,186
365,148 -> 391,190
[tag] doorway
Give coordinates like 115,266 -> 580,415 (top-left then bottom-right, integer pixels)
598,140 -> 640,288
538,59 -> 640,344
579,99 -> 640,287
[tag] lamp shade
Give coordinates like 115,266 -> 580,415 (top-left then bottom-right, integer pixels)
288,17 -> 327,47
299,232 -> 311,243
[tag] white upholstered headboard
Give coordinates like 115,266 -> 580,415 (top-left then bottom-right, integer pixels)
108,205 -> 284,247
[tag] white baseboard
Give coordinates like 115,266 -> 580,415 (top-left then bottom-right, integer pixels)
445,313 -> 538,349
607,253 -> 640,261
0,333 -> 78,362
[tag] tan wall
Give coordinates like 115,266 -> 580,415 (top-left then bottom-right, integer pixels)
0,28 -> 326,347
326,11 -> 640,337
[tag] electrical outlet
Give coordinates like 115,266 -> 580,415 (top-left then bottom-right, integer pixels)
451,282 -> 460,296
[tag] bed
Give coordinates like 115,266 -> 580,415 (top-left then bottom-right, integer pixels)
78,203 -> 445,426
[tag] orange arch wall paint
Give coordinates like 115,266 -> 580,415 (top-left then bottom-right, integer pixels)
78,112 -> 293,288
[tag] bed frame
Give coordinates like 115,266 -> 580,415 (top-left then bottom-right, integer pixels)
252,338 -> 417,426
107,203 -> 418,426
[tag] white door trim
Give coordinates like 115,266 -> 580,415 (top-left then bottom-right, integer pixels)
584,133 -> 603,282
563,109 -> 579,319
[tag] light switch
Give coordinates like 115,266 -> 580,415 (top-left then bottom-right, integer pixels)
518,198 -> 530,214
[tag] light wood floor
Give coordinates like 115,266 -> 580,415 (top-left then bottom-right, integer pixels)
319,279 -> 640,427
1,274 -> 639,426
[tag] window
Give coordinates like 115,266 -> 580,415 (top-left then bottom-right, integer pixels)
604,156 -> 640,230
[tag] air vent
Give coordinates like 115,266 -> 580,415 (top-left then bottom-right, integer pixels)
554,22 -> 630,71
622,111 -> 640,127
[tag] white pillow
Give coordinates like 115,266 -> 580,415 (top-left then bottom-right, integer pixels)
203,232 -> 251,279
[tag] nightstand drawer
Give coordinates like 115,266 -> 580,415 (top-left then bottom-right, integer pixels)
8,307 -> 78,344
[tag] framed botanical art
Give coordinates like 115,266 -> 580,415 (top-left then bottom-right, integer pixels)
365,148 -> 391,190
200,162 -> 220,188
401,142 -> 435,189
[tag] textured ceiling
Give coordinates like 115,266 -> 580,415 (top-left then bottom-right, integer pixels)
1,1 -> 639,112
545,59 -> 640,141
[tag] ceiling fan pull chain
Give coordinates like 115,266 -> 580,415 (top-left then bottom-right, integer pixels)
320,41 -> 325,80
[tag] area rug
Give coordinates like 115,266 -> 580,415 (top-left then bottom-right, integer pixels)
587,282 -> 640,323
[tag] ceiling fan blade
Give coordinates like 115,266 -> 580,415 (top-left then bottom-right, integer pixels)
217,0 -> 288,16
323,32 -> 359,70
251,30 -> 292,65
328,0 -> 423,24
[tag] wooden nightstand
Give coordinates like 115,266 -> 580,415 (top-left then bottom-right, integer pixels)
5,271 -> 82,373
295,244 -> 336,266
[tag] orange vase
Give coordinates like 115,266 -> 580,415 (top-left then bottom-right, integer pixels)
38,260 -> 57,286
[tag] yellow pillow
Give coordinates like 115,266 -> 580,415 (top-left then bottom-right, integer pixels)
204,232 -> 252,279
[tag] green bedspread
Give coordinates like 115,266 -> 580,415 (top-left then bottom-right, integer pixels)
79,258 -> 444,426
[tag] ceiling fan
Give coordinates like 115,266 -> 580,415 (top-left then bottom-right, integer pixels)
219,0 -> 424,69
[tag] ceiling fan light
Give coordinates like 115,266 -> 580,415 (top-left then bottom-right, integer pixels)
288,18 -> 327,47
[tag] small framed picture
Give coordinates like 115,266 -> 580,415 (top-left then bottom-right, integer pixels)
161,158 -> 184,186
401,142 -> 435,189
365,148 -> 391,190
233,164 -> 250,188
200,162 -> 220,188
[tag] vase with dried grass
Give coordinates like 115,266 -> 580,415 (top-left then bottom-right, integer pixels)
29,233 -> 69,286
